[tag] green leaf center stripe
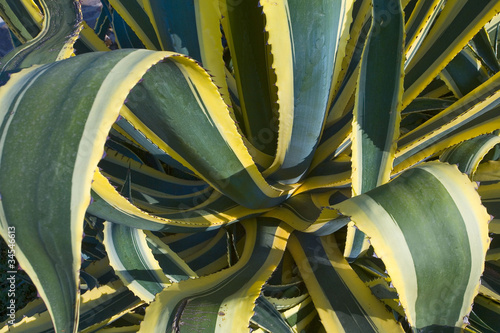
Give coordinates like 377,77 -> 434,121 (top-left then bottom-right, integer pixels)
416,163 -> 489,322
112,9 -> 146,49
266,0 -> 350,184
103,222 -> 170,302
125,56 -> 289,209
335,162 -> 490,329
335,192 -> 418,324
352,0 -> 404,194
71,49 -> 171,261
374,172 -> 469,328
291,233 -> 382,332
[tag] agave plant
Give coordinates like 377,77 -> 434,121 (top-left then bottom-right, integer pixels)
0,0 -> 500,331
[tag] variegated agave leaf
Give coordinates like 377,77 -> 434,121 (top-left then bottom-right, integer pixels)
0,0 -> 498,332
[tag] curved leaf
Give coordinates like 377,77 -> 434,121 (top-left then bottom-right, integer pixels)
103,222 -> 170,302
352,0 -> 405,194
440,134 -> 500,176
347,0 -> 405,260
123,55 -> 290,209
261,0 -> 354,184
138,218 -> 291,332
0,0 -> 82,74
220,0 -> 277,156
0,49 -> 208,332
335,162 -> 490,330
288,232 -> 403,332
